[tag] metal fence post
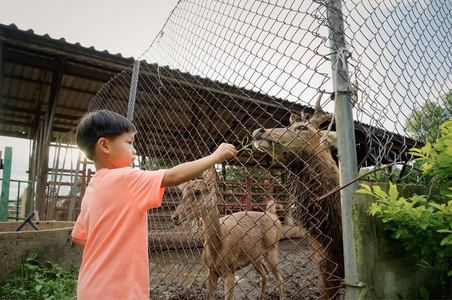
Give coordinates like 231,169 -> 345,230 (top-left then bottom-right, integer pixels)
325,0 -> 362,298
1,147 -> 12,221
127,60 -> 141,122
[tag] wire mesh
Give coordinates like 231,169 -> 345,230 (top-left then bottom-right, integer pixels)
84,0 -> 452,299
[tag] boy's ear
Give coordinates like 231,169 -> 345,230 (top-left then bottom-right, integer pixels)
97,138 -> 110,155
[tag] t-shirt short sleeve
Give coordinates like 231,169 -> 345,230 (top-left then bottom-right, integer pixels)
72,211 -> 86,240
126,169 -> 166,212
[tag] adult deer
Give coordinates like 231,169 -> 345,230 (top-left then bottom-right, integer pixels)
251,91 -> 351,299
171,168 -> 285,300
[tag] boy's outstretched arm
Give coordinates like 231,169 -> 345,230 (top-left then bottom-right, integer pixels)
161,143 -> 237,187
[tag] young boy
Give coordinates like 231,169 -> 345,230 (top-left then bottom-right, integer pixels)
71,110 -> 237,300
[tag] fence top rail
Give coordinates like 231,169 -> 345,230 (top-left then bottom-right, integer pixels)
1,178 -> 32,184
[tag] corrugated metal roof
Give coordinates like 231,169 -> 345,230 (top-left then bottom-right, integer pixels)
0,22 -> 418,167
0,23 -> 135,141
4,23 -> 134,60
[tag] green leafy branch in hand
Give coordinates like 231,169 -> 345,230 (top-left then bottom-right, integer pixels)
237,136 -> 291,165
236,136 -> 255,164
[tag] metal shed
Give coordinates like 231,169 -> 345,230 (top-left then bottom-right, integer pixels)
0,23 -> 417,221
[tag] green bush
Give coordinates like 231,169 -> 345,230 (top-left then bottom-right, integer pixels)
0,252 -> 78,300
357,119 -> 452,298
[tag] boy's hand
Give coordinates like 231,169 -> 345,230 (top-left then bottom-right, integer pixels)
212,143 -> 237,163
161,143 -> 237,187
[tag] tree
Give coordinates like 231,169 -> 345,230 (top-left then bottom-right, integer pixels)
405,92 -> 452,143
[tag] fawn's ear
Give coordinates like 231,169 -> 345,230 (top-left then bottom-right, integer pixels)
178,181 -> 188,192
203,167 -> 217,186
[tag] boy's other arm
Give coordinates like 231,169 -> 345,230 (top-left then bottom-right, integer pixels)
72,237 -> 86,248
161,143 -> 236,187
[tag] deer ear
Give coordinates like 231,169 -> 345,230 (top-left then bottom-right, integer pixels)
300,111 -> 311,122
290,113 -> 301,123
203,167 -> 217,186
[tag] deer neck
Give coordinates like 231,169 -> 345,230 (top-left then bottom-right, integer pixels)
200,190 -> 223,251
288,149 -> 339,196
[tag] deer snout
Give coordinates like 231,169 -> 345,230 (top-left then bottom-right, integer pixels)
252,128 -> 273,151
252,128 -> 266,139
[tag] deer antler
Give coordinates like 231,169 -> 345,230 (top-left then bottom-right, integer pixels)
314,90 -> 324,116
309,90 -> 332,128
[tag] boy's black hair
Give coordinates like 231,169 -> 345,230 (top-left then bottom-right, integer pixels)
76,110 -> 136,160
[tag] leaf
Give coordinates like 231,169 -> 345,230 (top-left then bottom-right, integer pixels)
406,242 -> 417,251
356,188 -> 374,196
421,242 -> 432,254
420,286 -> 429,299
395,227 -> 407,239
429,202 -> 445,211
372,185 -> 388,199
388,182 -> 399,201
418,221 -> 429,230
409,147 -> 423,157
440,120 -> 452,133
440,233 -> 452,246
422,142 -> 433,156
36,285 -> 43,292
368,204 -> 381,216
397,198 -> 407,206
422,163 -> 432,172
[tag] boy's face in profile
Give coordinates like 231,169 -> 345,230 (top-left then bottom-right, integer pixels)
105,131 -> 137,168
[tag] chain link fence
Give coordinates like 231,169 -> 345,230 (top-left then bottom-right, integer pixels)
84,0 -> 452,299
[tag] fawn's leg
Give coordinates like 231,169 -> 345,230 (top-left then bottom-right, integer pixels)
265,246 -> 285,299
252,259 -> 269,300
223,271 -> 236,300
206,271 -> 219,300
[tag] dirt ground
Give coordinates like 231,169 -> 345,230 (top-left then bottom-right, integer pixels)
148,238 -> 344,299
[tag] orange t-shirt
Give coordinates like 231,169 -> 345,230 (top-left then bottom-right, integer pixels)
72,167 -> 166,300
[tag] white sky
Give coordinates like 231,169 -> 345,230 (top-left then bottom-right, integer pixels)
1,0 -> 450,186
0,0 -> 179,182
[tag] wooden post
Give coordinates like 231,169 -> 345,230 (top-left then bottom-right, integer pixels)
35,57 -> 64,220
68,151 -> 81,221
47,137 -> 61,220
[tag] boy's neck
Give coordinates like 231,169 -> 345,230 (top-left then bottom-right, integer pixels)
94,159 -> 114,171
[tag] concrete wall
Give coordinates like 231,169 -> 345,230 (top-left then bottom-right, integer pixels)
0,221 -> 82,280
353,183 -> 439,299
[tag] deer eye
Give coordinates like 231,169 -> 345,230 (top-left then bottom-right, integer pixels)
297,125 -> 308,131
194,190 -> 201,196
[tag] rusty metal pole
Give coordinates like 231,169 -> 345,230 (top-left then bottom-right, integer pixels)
325,0 -> 362,298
